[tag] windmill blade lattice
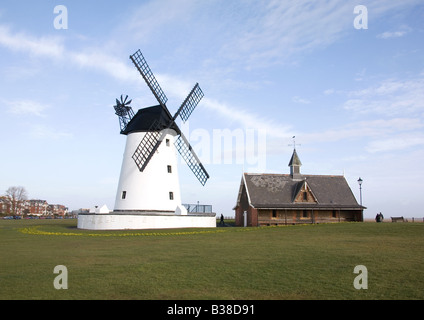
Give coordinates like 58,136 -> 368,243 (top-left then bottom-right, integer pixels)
175,133 -> 209,186
132,120 -> 165,172
124,50 -> 209,185
130,50 -> 168,108
175,83 -> 204,122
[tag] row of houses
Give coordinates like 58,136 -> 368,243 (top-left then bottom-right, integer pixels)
0,197 -> 68,217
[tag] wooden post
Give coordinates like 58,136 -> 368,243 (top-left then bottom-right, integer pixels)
285,209 -> 287,225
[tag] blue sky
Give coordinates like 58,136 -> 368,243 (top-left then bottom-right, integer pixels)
0,0 -> 423,219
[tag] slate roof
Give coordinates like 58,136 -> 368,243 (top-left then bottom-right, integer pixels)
121,105 -> 179,135
288,149 -> 302,166
239,173 -> 364,210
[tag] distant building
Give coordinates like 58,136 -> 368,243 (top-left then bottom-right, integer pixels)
0,197 -> 67,217
0,196 -> 11,214
47,204 -> 68,216
234,149 -> 365,226
25,199 -> 48,216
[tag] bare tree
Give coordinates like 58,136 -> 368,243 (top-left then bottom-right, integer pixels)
5,186 -> 28,215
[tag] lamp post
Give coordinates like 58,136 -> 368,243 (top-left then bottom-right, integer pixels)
357,177 -> 363,206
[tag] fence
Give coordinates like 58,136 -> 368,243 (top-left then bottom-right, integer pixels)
366,217 -> 424,223
394,217 -> 424,223
182,203 -> 213,214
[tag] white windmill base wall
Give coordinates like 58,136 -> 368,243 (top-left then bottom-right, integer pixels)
77,212 -> 216,230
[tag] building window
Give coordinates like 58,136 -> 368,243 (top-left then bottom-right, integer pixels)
166,139 -> 170,146
122,191 -> 126,200
303,210 -> 308,218
272,210 -> 277,218
332,210 -> 337,218
167,165 -> 172,173
169,192 -> 174,200
303,192 -> 308,201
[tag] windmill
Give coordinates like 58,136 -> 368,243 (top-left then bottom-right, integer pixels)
113,50 -> 209,214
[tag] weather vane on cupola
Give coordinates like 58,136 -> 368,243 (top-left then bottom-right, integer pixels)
289,135 -> 301,150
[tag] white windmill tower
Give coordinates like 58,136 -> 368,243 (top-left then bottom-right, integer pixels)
113,50 -> 209,216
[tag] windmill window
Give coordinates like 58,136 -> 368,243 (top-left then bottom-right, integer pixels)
169,192 -> 174,200
121,191 -> 126,200
166,139 -> 170,146
167,165 -> 172,173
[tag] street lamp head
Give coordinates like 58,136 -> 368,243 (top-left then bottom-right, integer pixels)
358,177 -> 363,186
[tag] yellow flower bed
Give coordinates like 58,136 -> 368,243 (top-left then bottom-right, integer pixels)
18,226 -> 229,237
17,223 -> 300,238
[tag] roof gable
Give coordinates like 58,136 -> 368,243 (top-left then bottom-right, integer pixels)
293,180 -> 318,203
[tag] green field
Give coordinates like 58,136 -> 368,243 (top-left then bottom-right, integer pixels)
1,219 -> 423,300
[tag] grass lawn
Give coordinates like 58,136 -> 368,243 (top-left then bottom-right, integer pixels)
1,219 -> 423,300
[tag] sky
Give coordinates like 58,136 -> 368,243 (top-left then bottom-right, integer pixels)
0,0 -> 423,219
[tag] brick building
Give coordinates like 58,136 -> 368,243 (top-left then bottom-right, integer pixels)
47,204 -> 68,216
234,149 -> 365,226
0,197 -> 67,217
25,199 -> 48,215
0,197 -> 11,214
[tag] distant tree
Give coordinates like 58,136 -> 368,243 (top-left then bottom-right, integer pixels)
4,186 -> 28,215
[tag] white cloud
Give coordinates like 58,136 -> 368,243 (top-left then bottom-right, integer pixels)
154,73 -> 196,103
202,97 -> 291,139
215,1 -> 420,68
355,68 -> 367,82
0,25 -> 64,58
112,0 -> 369,70
219,0 -> 352,67
6,100 -> 49,117
377,30 -> 408,39
292,96 -> 311,104
343,77 -> 424,115
302,118 -> 424,145
377,26 -> 412,39
0,24 -> 139,84
366,134 -> 424,153
29,124 -> 73,140
121,0 -> 196,43
69,50 -> 137,83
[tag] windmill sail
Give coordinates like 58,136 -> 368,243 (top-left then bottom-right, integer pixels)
175,132 -> 209,186
130,50 -> 168,108
132,119 -> 165,172
127,50 -> 209,185
174,83 -> 204,122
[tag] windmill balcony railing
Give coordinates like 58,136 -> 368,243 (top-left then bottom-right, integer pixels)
182,204 -> 212,214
